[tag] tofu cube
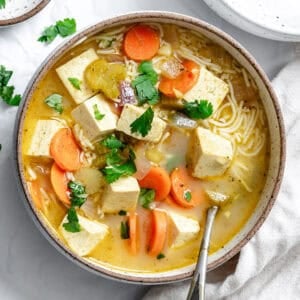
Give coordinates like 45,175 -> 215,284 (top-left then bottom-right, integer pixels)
56,48 -> 98,104
71,94 -> 118,142
27,120 -> 64,158
101,176 -> 140,213
169,212 -> 200,248
60,214 -> 109,256
188,127 -> 233,178
184,67 -> 229,111
117,104 -> 167,143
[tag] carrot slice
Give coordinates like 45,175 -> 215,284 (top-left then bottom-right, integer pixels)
50,163 -> 70,205
148,210 -> 167,256
50,128 -> 81,171
129,212 -> 139,255
159,60 -> 200,97
123,25 -> 160,61
27,181 -> 43,210
170,167 -> 204,208
138,166 -> 171,201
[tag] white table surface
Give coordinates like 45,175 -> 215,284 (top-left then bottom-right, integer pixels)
0,1 -> 298,299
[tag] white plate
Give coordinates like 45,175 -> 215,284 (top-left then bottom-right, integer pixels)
204,0 -> 300,41
0,0 -> 49,26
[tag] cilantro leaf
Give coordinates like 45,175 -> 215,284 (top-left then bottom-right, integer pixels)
68,77 -> 81,90
45,93 -> 63,114
184,190 -> 192,202
93,104 -> 105,120
102,160 -> 136,183
68,181 -> 87,207
157,253 -> 165,260
139,188 -> 155,209
183,100 -> 213,119
63,207 -> 81,233
0,65 -> 12,86
0,0 -> 6,9
130,107 -> 154,137
101,134 -> 124,150
132,61 -> 159,105
56,18 -> 76,37
106,148 -> 124,165
38,25 -> 58,43
120,221 -> 130,239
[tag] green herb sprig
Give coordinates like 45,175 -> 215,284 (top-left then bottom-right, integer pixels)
139,188 -> 155,209
183,100 -> 213,119
45,93 -> 63,114
130,107 -> 154,137
0,0 -> 6,9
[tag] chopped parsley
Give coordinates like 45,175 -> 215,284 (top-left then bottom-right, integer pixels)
0,65 -> 21,106
38,18 -> 76,44
68,77 -> 81,90
93,104 -> 105,120
139,188 -> 155,209
157,253 -> 165,260
130,107 -> 154,137
184,190 -> 192,202
101,134 -> 124,150
120,221 -> 130,239
45,93 -> 63,114
118,210 -> 127,216
132,61 -> 159,105
183,100 -> 213,119
63,181 -> 87,233
0,0 -> 6,9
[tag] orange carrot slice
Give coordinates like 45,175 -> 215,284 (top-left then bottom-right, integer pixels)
148,209 -> 168,256
50,128 -> 81,171
123,25 -> 160,61
138,166 -> 171,201
50,163 -> 70,206
159,60 -> 200,97
129,212 -> 139,255
170,167 -> 204,208
27,181 -> 43,210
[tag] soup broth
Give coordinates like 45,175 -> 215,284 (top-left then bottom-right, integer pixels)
21,23 -> 269,273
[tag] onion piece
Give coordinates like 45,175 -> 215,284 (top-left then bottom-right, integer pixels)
170,113 -> 197,129
119,81 -> 137,106
133,143 -> 152,180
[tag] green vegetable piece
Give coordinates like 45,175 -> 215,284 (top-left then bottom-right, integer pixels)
183,100 -> 213,119
45,93 -> 63,114
101,134 -> 124,150
63,207 -> 81,233
106,148 -> 123,165
93,104 -> 105,120
130,107 -> 154,137
120,221 -> 130,239
139,188 -> 155,209
56,18 -> 76,37
118,210 -> 127,216
0,0 -> 6,9
38,25 -> 58,43
157,253 -> 165,260
102,160 -> 136,184
68,77 -> 81,90
184,190 -> 192,202
68,181 -> 87,207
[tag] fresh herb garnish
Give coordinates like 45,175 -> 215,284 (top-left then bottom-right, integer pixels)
0,65 -> 21,106
68,77 -> 81,90
118,210 -> 127,216
101,134 -> 124,150
130,107 -> 154,137
0,0 -> 6,9
120,221 -> 130,239
38,18 -> 76,44
45,93 -> 63,114
63,207 -> 81,233
183,100 -> 213,119
106,148 -> 123,165
184,190 -> 192,202
132,61 -> 159,105
102,160 -> 136,183
93,104 -> 105,120
63,181 -> 87,233
157,253 -> 165,260
139,188 -> 155,209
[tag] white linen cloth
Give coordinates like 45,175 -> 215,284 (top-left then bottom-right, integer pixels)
143,61 -> 300,300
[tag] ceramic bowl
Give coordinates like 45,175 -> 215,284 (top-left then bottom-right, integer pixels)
13,11 -> 285,284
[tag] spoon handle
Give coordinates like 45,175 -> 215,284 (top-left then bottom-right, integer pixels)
186,206 -> 218,300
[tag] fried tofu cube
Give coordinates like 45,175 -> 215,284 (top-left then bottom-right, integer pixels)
169,212 -> 200,248
184,67 -> 229,111
56,48 -> 98,104
26,120 -> 64,158
71,94 -> 118,142
60,214 -> 109,256
189,127 -> 233,178
117,104 -> 167,143
101,176 -> 140,214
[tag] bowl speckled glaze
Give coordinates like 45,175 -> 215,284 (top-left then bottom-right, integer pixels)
13,11 -> 285,284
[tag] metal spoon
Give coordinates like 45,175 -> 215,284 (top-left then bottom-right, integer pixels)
186,206 -> 219,300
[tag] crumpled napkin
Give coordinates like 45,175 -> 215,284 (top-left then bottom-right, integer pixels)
143,60 -> 300,300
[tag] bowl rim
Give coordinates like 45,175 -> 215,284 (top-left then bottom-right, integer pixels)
13,11 -> 286,284
0,0 -> 50,27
